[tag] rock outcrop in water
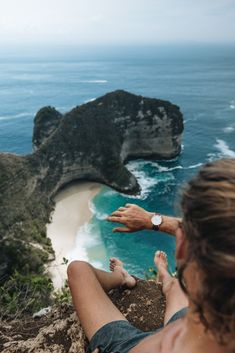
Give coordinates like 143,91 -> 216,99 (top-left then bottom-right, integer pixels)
32,90 -> 183,195
0,90 -> 183,301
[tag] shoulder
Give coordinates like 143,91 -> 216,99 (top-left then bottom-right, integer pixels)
129,319 -> 183,353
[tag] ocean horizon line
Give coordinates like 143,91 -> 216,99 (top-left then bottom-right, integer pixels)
1,41 -> 235,55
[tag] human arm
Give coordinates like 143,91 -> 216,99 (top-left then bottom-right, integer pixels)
106,203 -> 181,236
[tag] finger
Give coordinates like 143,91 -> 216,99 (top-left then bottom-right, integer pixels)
92,349 -> 99,353
111,210 -> 123,217
125,203 -> 133,208
118,207 -> 126,211
107,216 -> 125,223
113,227 -> 131,233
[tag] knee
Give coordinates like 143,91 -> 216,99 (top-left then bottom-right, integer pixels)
67,260 -> 91,282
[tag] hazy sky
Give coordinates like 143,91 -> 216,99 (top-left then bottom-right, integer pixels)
1,0 -> 235,45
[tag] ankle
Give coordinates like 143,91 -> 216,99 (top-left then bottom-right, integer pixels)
113,266 -> 126,285
162,277 -> 176,296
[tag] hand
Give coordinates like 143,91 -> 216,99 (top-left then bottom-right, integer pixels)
107,203 -> 154,233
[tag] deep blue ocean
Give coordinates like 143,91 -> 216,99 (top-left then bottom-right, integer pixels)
1,44 -> 235,277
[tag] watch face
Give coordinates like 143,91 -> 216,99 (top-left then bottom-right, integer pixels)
151,214 -> 162,226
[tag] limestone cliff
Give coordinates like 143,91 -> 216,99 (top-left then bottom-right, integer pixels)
32,90 -> 183,195
0,90 -> 183,302
33,107 -> 63,150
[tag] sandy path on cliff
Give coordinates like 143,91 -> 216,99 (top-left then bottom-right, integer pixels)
46,182 -> 101,289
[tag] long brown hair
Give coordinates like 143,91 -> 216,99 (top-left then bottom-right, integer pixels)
179,159 -> 235,348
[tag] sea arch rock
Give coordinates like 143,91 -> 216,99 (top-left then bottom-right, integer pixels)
32,90 -> 184,195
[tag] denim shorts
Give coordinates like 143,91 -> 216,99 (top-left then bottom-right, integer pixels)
88,307 -> 188,353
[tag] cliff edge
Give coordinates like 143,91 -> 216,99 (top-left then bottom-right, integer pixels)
1,279 -> 166,353
0,90 -> 183,315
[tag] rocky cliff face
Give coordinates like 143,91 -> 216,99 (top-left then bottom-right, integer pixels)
0,90 -> 183,299
32,90 -> 183,195
33,107 -> 63,150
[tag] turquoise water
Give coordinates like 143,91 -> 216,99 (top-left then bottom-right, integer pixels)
91,160 -> 204,276
1,44 -> 235,276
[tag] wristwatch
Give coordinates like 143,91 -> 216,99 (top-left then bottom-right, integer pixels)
151,213 -> 163,231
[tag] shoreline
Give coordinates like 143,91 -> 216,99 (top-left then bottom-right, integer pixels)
46,181 -> 101,289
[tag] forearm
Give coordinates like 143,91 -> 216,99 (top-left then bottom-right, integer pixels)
107,204 -> 181,236
146,213 -> 181,236
159,215 -> 181,236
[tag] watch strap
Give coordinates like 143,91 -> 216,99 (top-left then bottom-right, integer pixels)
152,224 -> 160,231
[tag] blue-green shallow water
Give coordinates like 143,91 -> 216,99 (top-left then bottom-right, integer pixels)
0,44 -> 235,277
90,160 -> 204,277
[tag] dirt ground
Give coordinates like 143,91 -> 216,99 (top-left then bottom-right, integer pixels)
0,279 -> 165,353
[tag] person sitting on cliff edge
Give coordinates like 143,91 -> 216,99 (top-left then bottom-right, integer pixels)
67,158 -> 235,353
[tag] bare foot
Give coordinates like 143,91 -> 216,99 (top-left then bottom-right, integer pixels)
114,266 -> 136,288
154,251 -> 169,284
109,257 -> 136,289
154,251 -> 174,294
109,257 -> 123,271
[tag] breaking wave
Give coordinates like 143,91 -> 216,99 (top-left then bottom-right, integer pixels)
126,161 -> 175,200
67,222 -> 106,268
223,126 -> 235,133
214,139 -> 235,158
78,80 -> 108,84
89,201 -> 108,220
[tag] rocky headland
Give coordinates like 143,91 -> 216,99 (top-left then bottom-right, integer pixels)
0,90 -> 183,349
32,89 -> 183,195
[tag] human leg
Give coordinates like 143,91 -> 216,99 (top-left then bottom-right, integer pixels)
67,260 -> 136,340
154,251 -> 188,325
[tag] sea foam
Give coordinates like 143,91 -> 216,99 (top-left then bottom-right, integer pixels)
146,161 -> 202,172
126,161 -> 175,200
125,160 -> 204,200
223,126 -> 235,133
67,222 -> 105,268
89,200 -> 108,220
78,80 -> 108,84
152,163 -> 183,172
187,163 -> 203,169
214,139 -> 235,158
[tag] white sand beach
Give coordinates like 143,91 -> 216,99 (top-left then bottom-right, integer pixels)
47,182 -> 101,289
